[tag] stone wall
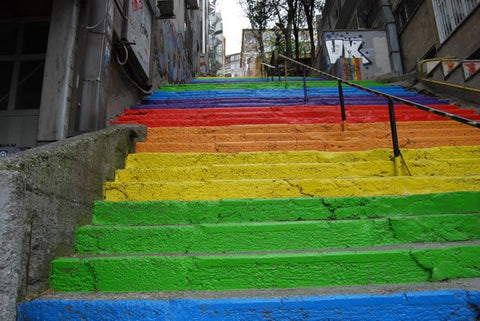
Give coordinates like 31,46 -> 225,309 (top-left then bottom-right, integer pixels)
0,124 -> 146,320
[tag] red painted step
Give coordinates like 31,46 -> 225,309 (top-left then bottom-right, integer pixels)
112,104 -> 480,127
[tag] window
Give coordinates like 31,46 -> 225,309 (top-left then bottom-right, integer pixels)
0,20 -> 49,111
432,0 -> 479,42
394,0 -> 423,31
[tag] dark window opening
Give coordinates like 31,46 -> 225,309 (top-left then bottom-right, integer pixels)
22,21 -> 50,54
467,48 -> 480,60
0,62 -> 14,110
0,24 -> 19,55
422,46 -> 437,60
15,60 -> 45,109
0,20 -> 49,111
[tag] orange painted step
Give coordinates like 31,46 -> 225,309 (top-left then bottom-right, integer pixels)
136,121 -> 480,153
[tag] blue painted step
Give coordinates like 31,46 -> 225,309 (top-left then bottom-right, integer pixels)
17,290 -> 480,320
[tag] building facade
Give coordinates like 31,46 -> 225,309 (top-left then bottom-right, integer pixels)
225,53 -> 243,77
0,0 -> 206,155
317,0 -> 479,84
317,0 -> 403,79
392,0 -> 479,72
241,28 -> 314,77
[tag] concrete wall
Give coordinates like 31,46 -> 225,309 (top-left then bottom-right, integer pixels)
0,124 -> 146,320
37,0 -> 80,141
436,5 -> 480,59
396,1 -> 437,72
322,30 -> 392,79
1,0 -> 203,152
398,2 -> 480,72
421,65 -> 480,104
0,171 -> 26,321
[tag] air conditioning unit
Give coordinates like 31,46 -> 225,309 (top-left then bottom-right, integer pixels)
157,0 -> 175,18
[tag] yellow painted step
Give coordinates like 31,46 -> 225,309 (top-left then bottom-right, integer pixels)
115,159 -> 480,182
124,146 -> 480,169
104,176 -> 480,201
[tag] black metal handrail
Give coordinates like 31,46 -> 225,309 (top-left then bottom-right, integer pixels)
261,62 -> 276,81
276,53 -> 480,168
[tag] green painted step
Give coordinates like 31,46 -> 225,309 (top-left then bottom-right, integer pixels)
50,244 -> 480,292
157,80 -> 391,92
93,191 -> 480,225
76,214 -> 480,254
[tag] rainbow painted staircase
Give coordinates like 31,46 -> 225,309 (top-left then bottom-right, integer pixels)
18,78 -> 480,320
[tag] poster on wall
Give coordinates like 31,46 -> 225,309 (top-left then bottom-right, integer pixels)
462,61 -> 480,81
441,60 -> 460,79
423,61 -> 441,76
125,0 -> 154,79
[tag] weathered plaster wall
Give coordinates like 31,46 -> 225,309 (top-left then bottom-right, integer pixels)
0,124 -> 146,320
0,171 -> 26,321
436,5 -> 480,59
322,30 -> 392,79
154,19 -> 194,83
397,1 -> 437,72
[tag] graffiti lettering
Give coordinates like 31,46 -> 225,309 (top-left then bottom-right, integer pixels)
132,0 -> 143,11
326,39 -> 369,65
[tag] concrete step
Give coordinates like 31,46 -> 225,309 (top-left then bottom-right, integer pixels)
114,159 -> 480,182
93,191 -> 480,225
155,80 -> 392,91
114,106 -> 480,126
145,87 -> 413,100
135,95 -> 448,109
134,122 -> 480,152
141,120 -> 476,134
137,137 -> 480,153
17,287 -> 480,320
75,213 -> 480,254
119,104 -> 479,118
49,242 -> 480,292
125,146 -> 480,168
103,176 -> 480,201
140,127 -> 480,144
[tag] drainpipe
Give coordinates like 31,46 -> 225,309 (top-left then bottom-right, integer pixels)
78,0 -> 109,132
37,0 -> 81,141
202,0 -> 206,54
380,0 -> 403,75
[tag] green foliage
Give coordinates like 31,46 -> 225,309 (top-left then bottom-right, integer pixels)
238,0 -> 324,60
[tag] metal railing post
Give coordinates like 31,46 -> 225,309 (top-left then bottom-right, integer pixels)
338,81 -> 347,131
303,68 -> 308,104
388,98 -> 402,175
274,52 -> 480,177
387,98 -> 400,158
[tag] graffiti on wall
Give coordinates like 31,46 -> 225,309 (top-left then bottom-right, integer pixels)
325,39 -> 370,65
154,20 -> 193,83
125,0 -> 152,78
323,30 -> 392,79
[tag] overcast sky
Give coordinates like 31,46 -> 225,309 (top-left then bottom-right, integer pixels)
218,0 -> 251,55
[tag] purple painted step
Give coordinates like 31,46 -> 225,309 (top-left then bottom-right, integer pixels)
134,95 -> 448,109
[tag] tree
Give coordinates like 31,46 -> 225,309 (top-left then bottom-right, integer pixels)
237,0 -> 273,60
239,0 -> 325,64
300,0 -> 316,58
